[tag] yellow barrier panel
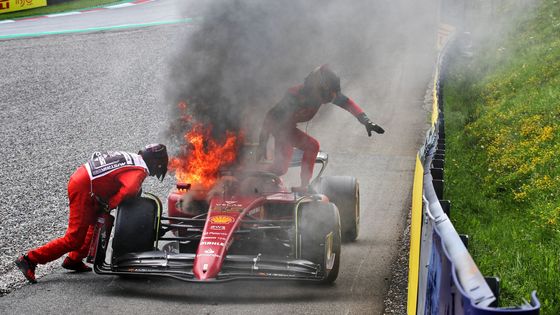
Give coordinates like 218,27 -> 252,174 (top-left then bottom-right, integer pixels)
407,155 -> 424,315
0,0 -> 46,14
431,67 -> 439,127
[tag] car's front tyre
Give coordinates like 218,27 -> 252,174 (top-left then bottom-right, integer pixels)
297,201 -> 341,284
112,197 -> 158,259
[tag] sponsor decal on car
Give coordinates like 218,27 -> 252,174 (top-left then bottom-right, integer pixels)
213,200 -> 244,212
202,236 -> 227,241
210,225 -> 226,230
198,253 -> 220,258
201,241 -> 225,247
204,248 -> 215,254
216,200 -> 243,207
213,206 -> 243,212
204,231 -> 228,236
210,215 -> 235,224
224,206 -> 243,212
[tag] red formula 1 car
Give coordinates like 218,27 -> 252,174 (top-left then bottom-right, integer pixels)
91,151 -> 360,283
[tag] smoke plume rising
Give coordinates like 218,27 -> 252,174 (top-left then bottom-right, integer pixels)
165,0 -> 438,165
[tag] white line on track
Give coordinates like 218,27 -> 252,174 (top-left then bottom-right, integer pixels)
46,12 -> 82,18
0,20 -> 15,24
107,3 -> 135,9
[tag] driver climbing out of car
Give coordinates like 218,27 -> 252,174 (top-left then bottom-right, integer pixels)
257,65 -> 385,192
15,144 -> 169,284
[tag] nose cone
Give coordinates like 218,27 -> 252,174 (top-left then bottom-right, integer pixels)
193,262 -> 213,280
193,248 -> 223,280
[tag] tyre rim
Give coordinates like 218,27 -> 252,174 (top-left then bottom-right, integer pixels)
325,232 -> 335,270
355,184 -> 360,233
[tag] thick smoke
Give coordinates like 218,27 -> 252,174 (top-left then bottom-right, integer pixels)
167,0 -> 436,160
167,1 -> 310,143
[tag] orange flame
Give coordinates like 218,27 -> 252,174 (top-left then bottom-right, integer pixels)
169,102 -> 240,189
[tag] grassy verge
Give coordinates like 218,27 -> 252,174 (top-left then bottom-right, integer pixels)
0,0 -> 123,20
443,0 -> 560,313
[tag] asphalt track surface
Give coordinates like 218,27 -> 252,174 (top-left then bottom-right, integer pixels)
0,0 -> 437,313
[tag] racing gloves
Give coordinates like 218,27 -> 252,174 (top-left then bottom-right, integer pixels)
357,113 -> 385,137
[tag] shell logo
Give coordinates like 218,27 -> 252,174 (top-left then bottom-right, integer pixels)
210,215 -> 235,224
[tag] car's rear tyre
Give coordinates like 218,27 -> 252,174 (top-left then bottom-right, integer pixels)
297,201 -> 341,284
112,197 -> 157,259
312,176 -> 360,242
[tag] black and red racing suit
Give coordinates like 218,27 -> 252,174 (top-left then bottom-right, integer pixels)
259,84 -> 365,186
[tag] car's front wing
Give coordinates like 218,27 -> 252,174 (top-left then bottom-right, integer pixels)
94,251 -> 325,282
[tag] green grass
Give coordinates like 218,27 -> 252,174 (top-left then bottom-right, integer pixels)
443,0 -> 560,313
0,0 -> 123,20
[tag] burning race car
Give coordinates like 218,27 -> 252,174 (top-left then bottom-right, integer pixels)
90,151 -> 360,284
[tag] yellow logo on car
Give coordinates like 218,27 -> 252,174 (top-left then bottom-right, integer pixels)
210,215 -> 235,224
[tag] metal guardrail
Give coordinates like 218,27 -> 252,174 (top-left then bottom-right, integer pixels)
408,28 -> 541,314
